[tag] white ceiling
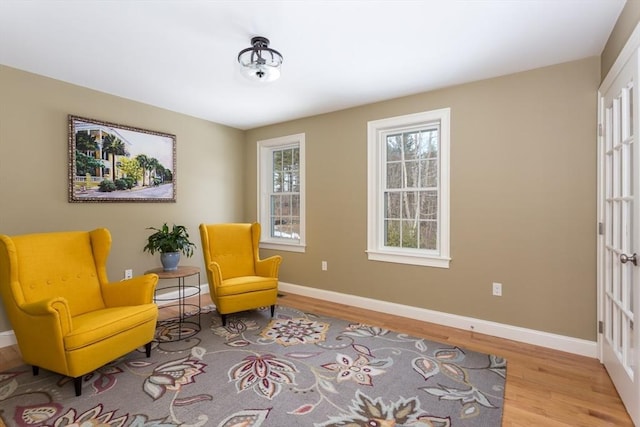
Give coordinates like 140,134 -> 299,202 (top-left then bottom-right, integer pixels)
0,0 -> 626,130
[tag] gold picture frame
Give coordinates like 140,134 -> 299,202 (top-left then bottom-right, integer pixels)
68,115 -> 177,203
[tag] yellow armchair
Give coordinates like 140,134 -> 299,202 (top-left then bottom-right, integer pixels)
0,228 -> 158,396
199,223 -> 281,325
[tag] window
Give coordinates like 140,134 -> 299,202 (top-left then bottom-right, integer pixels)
258,133 -> 306,252
367,109 -> 450,268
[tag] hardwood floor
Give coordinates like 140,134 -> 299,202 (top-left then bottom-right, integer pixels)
0,292 -> 633,426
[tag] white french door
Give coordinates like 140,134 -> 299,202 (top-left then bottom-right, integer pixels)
598,44 -> 640,426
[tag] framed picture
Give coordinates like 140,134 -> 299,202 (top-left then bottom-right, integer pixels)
68,115 -> 177,203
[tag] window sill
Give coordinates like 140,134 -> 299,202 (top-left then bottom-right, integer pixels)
366,250 -> 450,268
260,242 -> 306,253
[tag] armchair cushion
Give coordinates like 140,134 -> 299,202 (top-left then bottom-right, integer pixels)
216,276 -> 279,297
65,304 -> 158,350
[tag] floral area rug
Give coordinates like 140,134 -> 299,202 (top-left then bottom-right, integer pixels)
0,305 -> 506,426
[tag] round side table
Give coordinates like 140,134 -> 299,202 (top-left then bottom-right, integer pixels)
146,265 -> 201,342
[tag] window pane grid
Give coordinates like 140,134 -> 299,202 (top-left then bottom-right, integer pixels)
383,127 -> 439,251
269,146 -> 300,241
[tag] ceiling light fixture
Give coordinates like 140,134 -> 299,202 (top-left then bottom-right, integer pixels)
237,36 -> 283,82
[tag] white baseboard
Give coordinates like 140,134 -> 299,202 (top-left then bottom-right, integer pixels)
0,282 -> 597,359
278,282 -> 598,358
0,331 -> 16,349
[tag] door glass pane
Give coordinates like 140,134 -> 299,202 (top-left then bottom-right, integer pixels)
630,85 -> 634,138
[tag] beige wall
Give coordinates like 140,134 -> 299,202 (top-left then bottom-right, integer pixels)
0,65 -> 245,332
245,57 -> 600,341
601,0 -> 640,80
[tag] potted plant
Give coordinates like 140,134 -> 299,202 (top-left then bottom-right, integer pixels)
143,223 -> 196,271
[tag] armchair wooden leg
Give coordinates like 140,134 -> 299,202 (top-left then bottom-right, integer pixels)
32,366 -> 39,376
145,342 -> 152,357
221,314 -> 227,326
270,305 -> 275,318
74,377 -> 82,396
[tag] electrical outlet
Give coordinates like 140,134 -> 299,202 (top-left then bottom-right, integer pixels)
492,282 -> 502,297
321,261 -> 328,271
124,269 -> 133,280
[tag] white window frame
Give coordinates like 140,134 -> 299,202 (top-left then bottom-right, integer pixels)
257,133 -> 306,253
367,109 -> 451,268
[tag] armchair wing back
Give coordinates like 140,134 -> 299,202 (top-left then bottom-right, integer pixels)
199,223 -> 281,325
0,228 -> 159,396
12,231 -> 106,316
206,223 -> 259,279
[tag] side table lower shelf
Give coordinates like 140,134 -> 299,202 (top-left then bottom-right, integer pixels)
145,265 -> 201,342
